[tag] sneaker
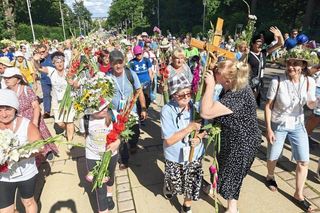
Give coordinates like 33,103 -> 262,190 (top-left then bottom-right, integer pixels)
43,112 -> 51,119
119,163 -> 128,170
163,185 -> 173,200
181,205 -> 192,213
45,151 -> 54,160
54,123 -> 65,135
106,196 -> 115,210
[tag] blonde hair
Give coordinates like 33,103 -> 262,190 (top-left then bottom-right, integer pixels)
172,48 -> 185,59
217,60 -> 250,91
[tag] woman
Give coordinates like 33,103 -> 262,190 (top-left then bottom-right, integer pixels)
80,106 -> 120,213
167,48 -> 193,83
39,51 -> 77,147
264,58 -> 316,212
0,89 -> 42,213
235,41 -> 247,61
201,60 -> 261,213
3,67 -> 58,159
160,73 -> 205,213
98,50 -> 111,73
13,51 -> 36,87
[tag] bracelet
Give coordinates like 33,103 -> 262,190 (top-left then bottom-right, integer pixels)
141,107 -> 147,112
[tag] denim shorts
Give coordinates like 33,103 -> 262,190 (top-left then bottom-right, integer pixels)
267,122 -> 309,162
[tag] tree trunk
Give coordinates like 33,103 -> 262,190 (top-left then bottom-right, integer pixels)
3,0 -> 15,39
302,0 -> 315,31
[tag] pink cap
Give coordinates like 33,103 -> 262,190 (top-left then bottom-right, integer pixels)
133,45 -> 143,55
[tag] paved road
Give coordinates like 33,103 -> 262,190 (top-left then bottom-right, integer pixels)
17,66 -> 320,213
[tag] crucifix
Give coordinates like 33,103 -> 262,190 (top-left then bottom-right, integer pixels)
190,18 -> 235,59
188,18 -> 233,163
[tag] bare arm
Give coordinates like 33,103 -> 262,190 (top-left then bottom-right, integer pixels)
164,122 -> 201,147
200,70 -> 233,119
31,100 -> 41,127
137,88 -> 147,120
264,99 -> 276,144
267,26 -> 284,55
27,122 -> 42,142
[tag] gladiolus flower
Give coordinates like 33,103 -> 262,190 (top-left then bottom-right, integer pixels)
0,163 -> 9,173
113,122 -> 125,134
209,165 -> 217,174
107,131 -> 118,144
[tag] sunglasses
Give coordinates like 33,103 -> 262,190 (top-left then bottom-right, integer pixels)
175,92 -> 192,99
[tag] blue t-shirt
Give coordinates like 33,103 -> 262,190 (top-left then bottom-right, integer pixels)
129,58 -> 152,84
40,55 -> 54,84
107,69 -> 141,113
0,52 -> 14,61
160,100 -> 204,163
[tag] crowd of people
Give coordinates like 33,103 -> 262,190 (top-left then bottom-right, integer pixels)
0,25 -> 319,213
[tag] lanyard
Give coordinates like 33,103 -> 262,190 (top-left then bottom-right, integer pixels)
113,74 -> 125,99
250,51 -> 264,77
285,75 -> 305,113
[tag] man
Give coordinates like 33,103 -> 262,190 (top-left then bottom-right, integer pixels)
36,44 -> 54,118
129,45 -> 153,116
108,50 -> 147,170
0,43 -> 14,61
247,26 -> 284,106
0,56 -> 13,88
284,28 -> 298,50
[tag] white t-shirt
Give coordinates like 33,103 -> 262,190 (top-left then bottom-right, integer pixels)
267,74 -> 316,124
47,67 -> 68,101
79,111 -> 118,160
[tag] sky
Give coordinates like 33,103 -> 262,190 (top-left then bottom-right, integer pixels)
64,0 -> 112,18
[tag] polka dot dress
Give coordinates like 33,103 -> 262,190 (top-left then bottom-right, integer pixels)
214,86 -> 261,200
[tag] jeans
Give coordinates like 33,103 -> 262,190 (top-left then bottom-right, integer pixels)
267,122 -> 309,162
41,82 -> 52,113
118,124 -> 140,164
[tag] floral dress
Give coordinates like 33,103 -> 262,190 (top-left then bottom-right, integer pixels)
214,86 -> 261,200
18,85 -> 58,154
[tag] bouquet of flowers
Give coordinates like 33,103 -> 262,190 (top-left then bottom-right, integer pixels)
58,39 -> 100,120
73,73 -> 115,116
91,90 -> 141,191
283,46 -> 319,66
0,131 -> 63,173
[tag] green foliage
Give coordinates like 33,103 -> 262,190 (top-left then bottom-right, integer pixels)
15,23 -> 66,41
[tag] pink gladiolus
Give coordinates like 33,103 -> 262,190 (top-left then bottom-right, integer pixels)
209,165 -> 217,174
191,62 -> 201,93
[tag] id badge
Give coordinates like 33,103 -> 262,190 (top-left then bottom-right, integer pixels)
285,116 -> 295,130
119,99 -> 126,111
182,146 -> 191,162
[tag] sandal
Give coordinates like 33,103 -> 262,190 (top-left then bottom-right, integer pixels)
292,198 -> 313,212
265,178 -> 278,191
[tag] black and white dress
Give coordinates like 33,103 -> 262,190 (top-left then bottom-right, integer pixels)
214,85 -> 261,200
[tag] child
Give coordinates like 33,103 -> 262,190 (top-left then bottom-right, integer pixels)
80,105 -> 120,213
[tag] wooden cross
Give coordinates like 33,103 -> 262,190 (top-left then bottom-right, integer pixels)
190,17 -> 235,59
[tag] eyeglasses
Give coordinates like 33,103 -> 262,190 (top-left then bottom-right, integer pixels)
175,92 -> 192,99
